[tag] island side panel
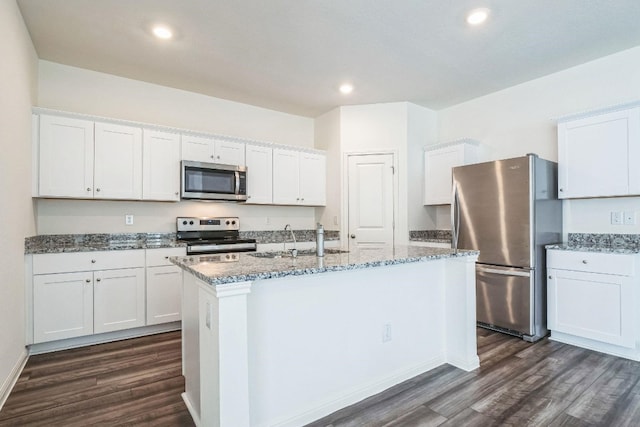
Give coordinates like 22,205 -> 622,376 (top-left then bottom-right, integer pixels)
181,272 -> 201,424
444,254 -> 480,371
246,260 -> 448,427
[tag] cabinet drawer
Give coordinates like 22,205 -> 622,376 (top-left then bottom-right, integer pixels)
547,250 -> 635,276
33,250 -> 145,274
146,247 -> 186,267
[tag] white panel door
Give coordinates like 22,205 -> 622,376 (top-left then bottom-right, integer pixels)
347,154 -> 395,250
299,152 -> 326,206
245,144 -> 273,204
94,123 -> 143,199
558,108 -> 638,198
143,130 -> 181,201
38,115 -> 94,198
33,272 -> 93,343
182,135 -> 214,162
273,148 -> 300,205
146,265 -> 183,325
214,139 -> 245,166
94,268 -> 145,334
424,146 -> 462,205
548,268 -> 634,348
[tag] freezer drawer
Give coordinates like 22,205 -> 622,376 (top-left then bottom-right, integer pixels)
476,264 -> 534,335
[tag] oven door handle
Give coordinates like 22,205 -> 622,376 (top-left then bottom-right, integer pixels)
235,171 -> 240,195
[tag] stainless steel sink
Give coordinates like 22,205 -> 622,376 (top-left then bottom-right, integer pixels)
247,249 -> 348,259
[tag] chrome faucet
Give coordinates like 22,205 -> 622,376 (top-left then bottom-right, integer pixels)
284,224 -> 297,258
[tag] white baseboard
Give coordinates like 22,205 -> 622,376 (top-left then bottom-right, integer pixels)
269,356 -> 446,427
447,354 -> 480,372
182,392 -> 201,427
0,348 -> 29,411
550,331 -> 640,362
28,322 -> 180,355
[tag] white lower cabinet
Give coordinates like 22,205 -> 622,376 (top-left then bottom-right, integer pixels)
34,272 -> 93,343
547,249 -> 640,358
146,248 -> 185,325
30,249 -> 184,344
94,268 -> 145,334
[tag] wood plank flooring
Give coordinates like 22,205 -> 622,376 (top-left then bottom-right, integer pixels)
2,328 -> 639,426
306,328 -> 640,427
0,331 -> 194,426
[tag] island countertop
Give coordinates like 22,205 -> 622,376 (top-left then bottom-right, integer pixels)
170,245 -> 479,285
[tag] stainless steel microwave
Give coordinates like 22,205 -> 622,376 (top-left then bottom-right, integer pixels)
181,161 -> 247,201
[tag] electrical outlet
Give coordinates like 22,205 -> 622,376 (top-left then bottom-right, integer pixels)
624,211 -> 636,225
611,211 -> 623,225
382,323 -> 392,343
125,214 -> 134,225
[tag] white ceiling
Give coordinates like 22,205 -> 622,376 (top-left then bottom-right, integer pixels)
16,0 -> 640,117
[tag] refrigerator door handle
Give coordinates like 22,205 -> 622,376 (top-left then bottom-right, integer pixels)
451,181 -> 460,252
477,266 -> 531,277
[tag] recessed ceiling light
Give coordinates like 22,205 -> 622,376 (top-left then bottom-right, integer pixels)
466,8 -> 490,26
339,83 -> 354,95
152,25 -> 173,40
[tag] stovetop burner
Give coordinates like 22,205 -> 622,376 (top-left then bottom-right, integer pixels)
176,217 -> 256,255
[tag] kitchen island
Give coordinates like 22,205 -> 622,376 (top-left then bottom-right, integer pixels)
171,246 -> 479,427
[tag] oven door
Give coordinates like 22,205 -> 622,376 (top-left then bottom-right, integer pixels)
181,161 -> 247,201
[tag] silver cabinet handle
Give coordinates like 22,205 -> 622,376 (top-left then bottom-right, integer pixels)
85,279 -> 91,283
175,192 -> 179,196
96,278 -> 101,282
210,155 -> 215,159
548,275 -> 552,279
350,234 -> 356,239
559,188 -> 564,192
582,260 -> 588,264
86,187 -> 91,192
217,155 -> 221,159
91,259 -> 96,263
96,188 -> 101,192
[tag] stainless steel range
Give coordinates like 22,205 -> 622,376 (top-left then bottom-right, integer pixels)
176,217 -> 257,255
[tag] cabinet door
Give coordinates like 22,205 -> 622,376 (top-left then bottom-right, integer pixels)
182,135 -> 214,163
273,148 -> 300,204
548,268 -> 634,348
94,123 -> 143,199
299,152 -> 326,206
558,108 -> 640,198
146,265 -> 183,325
143,130 -> 181,201
214,139 -> 245,166
424,145 -> 463,205
94,268 -> 145,334
33,272 -> 93,343
245,144 -> 273,204
38,115 -> 94,198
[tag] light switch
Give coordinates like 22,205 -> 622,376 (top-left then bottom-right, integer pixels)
610,211 -> 623,225
125,214 -> 134,225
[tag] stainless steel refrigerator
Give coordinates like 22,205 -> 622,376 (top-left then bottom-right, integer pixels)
451,154 -> 562,342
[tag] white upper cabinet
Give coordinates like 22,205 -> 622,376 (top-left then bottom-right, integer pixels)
182,135 -> 245,166
424,140 -> 479,205
558,105 -> 640,198
38,115 -> 94,198
245,144 -> 273,204
94,123 -> 143,200
273,148 -> 326,206
143,130 -> 181,201
37,115 -> 142,200
299,152 -> 326,206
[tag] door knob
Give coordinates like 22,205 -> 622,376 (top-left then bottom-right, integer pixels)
350,234 -> 356,239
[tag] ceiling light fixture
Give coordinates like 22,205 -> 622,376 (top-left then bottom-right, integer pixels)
339,83 -> 354,95
152,25 -> 173,40
466,8 -> 490,26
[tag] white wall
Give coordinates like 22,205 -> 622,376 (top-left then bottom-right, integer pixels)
438,46 -> 640,234
36,61 -> 320,234
314,108 -> 341,232
0,0 -> 38,404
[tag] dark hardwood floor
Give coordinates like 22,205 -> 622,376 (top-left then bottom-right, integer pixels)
306,328 -> 640,427
0,331 -> 194,426
2,328 -> 639,426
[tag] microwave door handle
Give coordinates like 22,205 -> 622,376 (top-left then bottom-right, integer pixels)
235,171 -> 240,195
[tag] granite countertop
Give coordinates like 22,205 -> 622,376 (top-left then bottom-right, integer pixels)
409,230 -> 452,244
170,245 -> 479,286
25,233 -> 184,254
545,233 -> 640,255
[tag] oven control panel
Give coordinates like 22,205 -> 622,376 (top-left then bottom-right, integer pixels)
177,217 -> 240,232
